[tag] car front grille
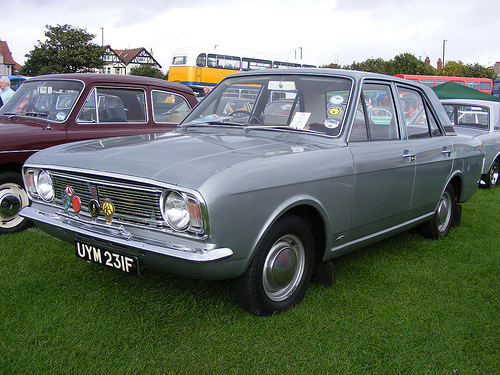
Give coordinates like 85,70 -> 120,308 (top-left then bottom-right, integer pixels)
51,171 -> 164,228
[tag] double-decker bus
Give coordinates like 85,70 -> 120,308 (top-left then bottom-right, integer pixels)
394,74 -> 493,94
492,78 -> 500,97
168,47 -> 318,94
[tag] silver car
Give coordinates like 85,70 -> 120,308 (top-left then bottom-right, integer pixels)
20,69 -> 484,316
441,99 -> 500,188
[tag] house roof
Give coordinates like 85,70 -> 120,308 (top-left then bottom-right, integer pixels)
0,41 -> 21,70
114,48 -> 144,64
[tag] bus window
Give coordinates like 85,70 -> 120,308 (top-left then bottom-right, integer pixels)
435,80 -> 447,86
196,53 -> 206,67
465,81 -> 479,90
480,81 -> 492,91
273,61 -> 301,69
207,54 -> 240,70
172,56 -> 187,65
242,58 -> 272,70
419,79 -> 434,87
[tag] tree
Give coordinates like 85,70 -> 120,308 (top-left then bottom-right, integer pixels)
23,24 -> 105,76
436,61 -> 495,80
386,53 -> 434,76
344,58 -> 388,74
129,65 -> 167,80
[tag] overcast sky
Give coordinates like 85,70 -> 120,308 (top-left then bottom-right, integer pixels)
2,0 -> 499,71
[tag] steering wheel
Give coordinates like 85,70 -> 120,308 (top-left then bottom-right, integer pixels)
229,110 -> 262,124
21,103 -> 38,113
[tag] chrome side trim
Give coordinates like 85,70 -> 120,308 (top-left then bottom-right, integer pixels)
20,207 -> 232,262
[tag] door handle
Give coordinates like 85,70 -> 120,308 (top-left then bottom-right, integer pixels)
442,148 -> 453,157
403,151 -> 416,162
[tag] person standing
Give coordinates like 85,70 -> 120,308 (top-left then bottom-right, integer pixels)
0,76 -> 15,105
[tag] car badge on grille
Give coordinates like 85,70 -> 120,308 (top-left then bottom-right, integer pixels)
72,196 -> 81,216
88,199 -> 100,221
101,198 -> 115,224
63,185 -> 74,213
90,184 -> 99,200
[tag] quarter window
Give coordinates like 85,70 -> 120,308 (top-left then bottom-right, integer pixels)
397,87 -> 442,138
77,87 -> 147,124
152,90 -> 192,123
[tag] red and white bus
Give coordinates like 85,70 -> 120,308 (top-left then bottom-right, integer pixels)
394,74 -> 493,94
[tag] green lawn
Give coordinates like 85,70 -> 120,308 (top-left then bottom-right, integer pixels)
1,188 -> 499,374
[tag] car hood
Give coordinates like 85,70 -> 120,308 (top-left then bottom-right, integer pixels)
0,117 -> 63,151
25,129 -> 337,188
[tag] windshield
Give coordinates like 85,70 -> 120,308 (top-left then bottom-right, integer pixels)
0,79 -> 84,122
183,74 -> 352,136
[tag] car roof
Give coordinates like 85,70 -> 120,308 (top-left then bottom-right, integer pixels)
439,98 -> 500,108
27,73 -> 194,95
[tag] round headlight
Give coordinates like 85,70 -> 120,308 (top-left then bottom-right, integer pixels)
162,191 -> 190,231
36,170 -> 54,202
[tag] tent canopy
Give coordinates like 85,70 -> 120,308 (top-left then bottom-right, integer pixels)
432,81 -> 500,102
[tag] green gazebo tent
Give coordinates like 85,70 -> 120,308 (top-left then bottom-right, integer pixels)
431,81 -> 500,102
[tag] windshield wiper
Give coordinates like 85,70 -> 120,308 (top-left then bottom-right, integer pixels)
23,111 -> 49,118
244,125 -> 326,135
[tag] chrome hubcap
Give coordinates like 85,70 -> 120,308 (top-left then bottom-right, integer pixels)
0,183 -> 29,228
436,191 -> 452,233
262,234 -> 305,302
490,161 -> 499,187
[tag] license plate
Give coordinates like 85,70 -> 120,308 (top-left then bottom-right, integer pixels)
75,241 -> 139,276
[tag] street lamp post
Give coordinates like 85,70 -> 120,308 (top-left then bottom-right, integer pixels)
442,39 -> 447,67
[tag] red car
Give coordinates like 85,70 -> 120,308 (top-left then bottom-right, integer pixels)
0,73 -> 197,234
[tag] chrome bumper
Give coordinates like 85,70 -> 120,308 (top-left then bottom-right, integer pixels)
20,206 -> 233,262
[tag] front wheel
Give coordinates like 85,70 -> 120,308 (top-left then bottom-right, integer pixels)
233,215 -> 314,316
483,159 -> 499,188
419,184 -> 456,240
0,171 -> 32,234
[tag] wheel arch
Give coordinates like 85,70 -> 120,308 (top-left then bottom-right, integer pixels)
248,199 -> 328,274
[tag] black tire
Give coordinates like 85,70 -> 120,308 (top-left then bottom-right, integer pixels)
0,171 -> 32,234
419,184 -> 456,240
233,215 -> 314,316
483,159 -> 499,189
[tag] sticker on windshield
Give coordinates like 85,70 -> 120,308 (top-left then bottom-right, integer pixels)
324,119 -> 340,129
290,112 -> 311,129
329,95 -> 344,105
328,107 -> 341,116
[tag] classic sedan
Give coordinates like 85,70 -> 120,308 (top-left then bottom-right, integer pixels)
20,69 -> 484,316
0,73 -> 197,234
441,99 -> 500,188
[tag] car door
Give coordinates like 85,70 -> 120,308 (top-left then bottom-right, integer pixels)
348,82 -> 416,241
397,85 -> 453,218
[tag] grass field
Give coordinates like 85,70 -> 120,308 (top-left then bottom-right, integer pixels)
1,187 -> 499,374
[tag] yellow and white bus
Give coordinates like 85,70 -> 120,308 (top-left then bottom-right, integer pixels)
168,47 -> 318,94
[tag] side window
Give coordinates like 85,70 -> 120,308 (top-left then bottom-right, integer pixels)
77,87 -> 146,124
152,90 -> 192,123
349,83 -> 399,142
398,87 -> 442,138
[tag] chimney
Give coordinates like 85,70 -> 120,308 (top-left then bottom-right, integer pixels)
437,58 -> 443,69
425,56 -> 430,66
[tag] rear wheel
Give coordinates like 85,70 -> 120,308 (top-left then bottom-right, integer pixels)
483,159 -> 499,188
0,171 -> 32,234
419,184 -> 456,240
233,215 -> 314,316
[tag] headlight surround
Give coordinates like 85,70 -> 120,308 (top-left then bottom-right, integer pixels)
163,191 -> 190,231
35,169 -> 54,202
160,191 -> 204,233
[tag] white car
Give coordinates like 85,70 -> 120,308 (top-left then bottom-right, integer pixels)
441,99 -> 500,188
